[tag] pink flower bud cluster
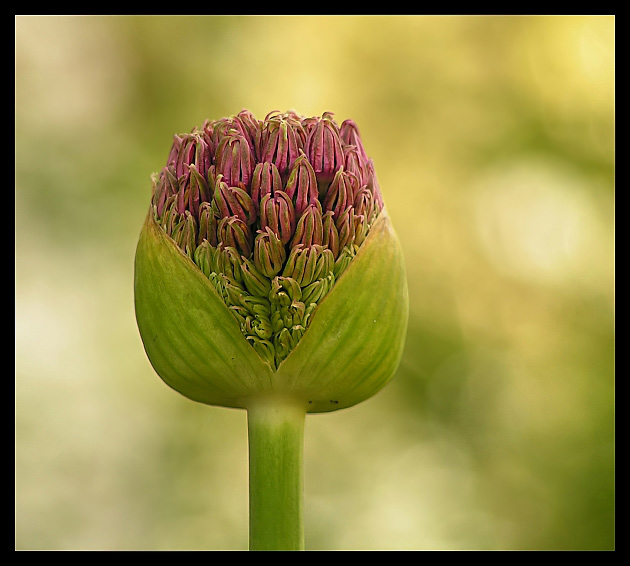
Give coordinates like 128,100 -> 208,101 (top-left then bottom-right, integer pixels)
151,110 -> 384,368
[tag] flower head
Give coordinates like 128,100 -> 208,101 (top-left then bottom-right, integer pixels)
136,109 -> 407,412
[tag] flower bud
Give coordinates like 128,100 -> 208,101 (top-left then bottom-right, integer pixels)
176,163 -> 210,218
269,276 -> 302,307
215,131 -> 255,188
259,191 -> 296,245
234,109 -> 261,156
213,176 -> 257,225
322,167 -> 352,219
342,144 -> 367,187
241,257 -> 273,297
259,111 -> 305,176
282,245 -> 328,288
254,227 -> 286,278
213,245 -> 244,286
284,153 -> 319,217
251,162 -> 282,212
135,109 -> 408,413
197,202 -> 218,246
152,166 -> 179,218
354,214 -> 369,247
217,216 -> 253,257
335,206 -> 356,252
170,210 -> 197,258
366,158 -> 384,209
207,114 -> 258,161
353,185 -> 376,223
290,245 -> 334,288
322,210 -> 340,258
157,194 -> 179,235
340,119 -> 368,164
301,271 -> 335,305
170,132 -> 213,182
193,239 -> 214,278
290,202 -> 323,250
333,246 -> 355,279
304,113 -> 344,183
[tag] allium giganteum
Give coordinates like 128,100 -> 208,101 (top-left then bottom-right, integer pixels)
135,109 -> 407,413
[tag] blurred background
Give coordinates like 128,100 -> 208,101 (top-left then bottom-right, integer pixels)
15,15 -> 614,550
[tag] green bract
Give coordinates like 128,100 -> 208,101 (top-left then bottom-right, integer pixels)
134,110 -> 408,413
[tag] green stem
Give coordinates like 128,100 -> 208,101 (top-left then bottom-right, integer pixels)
246,395 -> 307,551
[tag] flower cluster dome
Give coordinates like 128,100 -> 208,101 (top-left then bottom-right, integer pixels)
150,110 -> 385,369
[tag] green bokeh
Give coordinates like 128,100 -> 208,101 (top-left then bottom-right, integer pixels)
15,15 -> 614,550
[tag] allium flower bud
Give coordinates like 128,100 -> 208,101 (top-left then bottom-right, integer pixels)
171,210 -> 197,258
212,176 -> 257,226
366,158 -> 384,209
197,201 -> 218,246
335,206 -> 357,251
217,216 -> 253,257
284,153 -> 319,217
303,112 -> 344,183
170,132 -> 212,182
259,191 -> 296,246
340,119 -> 368,163
301,271 -> 335,305
185,164 -> 211,217
282,244 -> 334,288
290,202 -> 324,249
253,227 -> 286,278
322,210 -> 340,259
234,109 -> 261,155
240,257 -> 272,297
213,245 -> 244,286
342,144 -> 367,186
250,161 -> 282,212
135,109 -> 408,413
259,111 -> 305,176
215,131 -> 255,188
322,167 -> 352,218
207,112 -> 259,160
152,165 -> 178,218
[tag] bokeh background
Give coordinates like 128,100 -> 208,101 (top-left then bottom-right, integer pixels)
15,15 -> 614,550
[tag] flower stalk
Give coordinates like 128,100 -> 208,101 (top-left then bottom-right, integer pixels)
246,396 -> 306,551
